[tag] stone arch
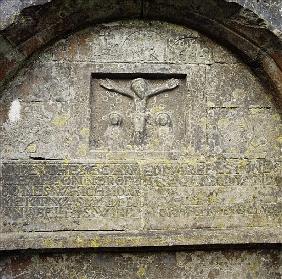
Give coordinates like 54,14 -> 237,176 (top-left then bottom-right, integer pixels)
0,0 -> 281,102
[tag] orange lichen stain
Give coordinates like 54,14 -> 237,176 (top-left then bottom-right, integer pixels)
90,239 -> 100,248
276,135 -> 282,144
208,193 -> 219,204
51,113 -> 70,127
78,144 -> 88,157
43,239 -> 55,248
272,114 -> 281,121
34,164 -> 45,175
63,158 -> 70,164
75,236 -> 84,245
26,143 -> 37,153
238,159 -> 248,171
80,127 -> 90,137
137,265 -> 147,278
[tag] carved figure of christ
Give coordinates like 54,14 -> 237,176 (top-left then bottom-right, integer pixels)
100,77 -> 179,145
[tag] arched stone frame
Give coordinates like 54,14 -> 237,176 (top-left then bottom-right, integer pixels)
0,0 -> 281,251
0,0 -> 281,103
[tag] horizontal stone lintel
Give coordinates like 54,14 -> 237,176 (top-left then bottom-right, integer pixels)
0,228 -> 281,251
1,160 -> 281,250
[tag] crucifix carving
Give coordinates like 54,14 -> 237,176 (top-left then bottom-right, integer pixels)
100,77 -> 179,145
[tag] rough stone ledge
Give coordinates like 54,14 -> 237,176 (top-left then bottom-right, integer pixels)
0,228 -> 281,251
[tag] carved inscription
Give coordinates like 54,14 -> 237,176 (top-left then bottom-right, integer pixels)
1,163 -> 142,232
1,159 -> 280,233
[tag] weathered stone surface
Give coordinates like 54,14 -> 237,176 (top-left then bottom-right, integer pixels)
227,0 -> 282,31
0,248 -> 281,278
0,20 -> 281,251
90,73 -> 204,155
0,2 -> 280,278
1,159 -> 280,235
0,0 -> 281,100
207,108 -> 281,158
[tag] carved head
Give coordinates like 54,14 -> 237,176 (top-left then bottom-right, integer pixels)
131,78 -> 148,99
109,112 -> 122,126
157,112 -> 171,126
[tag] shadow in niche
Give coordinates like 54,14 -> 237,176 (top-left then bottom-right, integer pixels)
0,243 -> 281,257
91,73 -> 187,80
0,244 -> 280,279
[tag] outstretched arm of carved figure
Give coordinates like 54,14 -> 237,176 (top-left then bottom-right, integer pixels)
100,79 -> 134,99
147,78 -> 180,97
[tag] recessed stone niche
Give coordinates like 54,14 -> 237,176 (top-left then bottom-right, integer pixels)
0,20 -> 281,251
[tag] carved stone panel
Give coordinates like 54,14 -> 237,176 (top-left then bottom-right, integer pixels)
0,21 -> 281,250
90,73 -> 194,158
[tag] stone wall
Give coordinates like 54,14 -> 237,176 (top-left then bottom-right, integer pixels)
0,1 -> 281,278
